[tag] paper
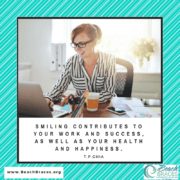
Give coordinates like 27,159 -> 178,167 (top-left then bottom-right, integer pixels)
149,107 -> 161,112
53,104 -> 71,113
53,105 -> 63,110
61,104 -> 71,112
114,104 -> 132,111
135,112 -> 161,118
126,111 -> 135,118
121,99 -> 144,107
130,107 -> 154,113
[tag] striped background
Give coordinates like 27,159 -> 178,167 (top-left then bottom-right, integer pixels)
1,0 -> 179,179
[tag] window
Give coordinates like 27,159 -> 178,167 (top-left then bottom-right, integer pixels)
52,19 -> 161,73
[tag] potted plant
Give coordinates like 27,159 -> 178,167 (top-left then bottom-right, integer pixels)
130,37 -> 158,68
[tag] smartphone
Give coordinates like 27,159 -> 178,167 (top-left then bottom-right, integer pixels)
106,107 -> 126,115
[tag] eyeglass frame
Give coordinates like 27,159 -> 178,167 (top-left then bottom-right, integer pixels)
70,38 -> 95,48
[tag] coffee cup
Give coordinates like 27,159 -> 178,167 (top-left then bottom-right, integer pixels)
86,92 -> 99,112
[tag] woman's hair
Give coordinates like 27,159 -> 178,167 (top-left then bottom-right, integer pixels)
71,23 -> 102,45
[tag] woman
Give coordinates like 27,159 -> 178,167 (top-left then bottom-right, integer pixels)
44,23 -> 116,108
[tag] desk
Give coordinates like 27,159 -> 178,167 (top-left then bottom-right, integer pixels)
60,97 -> 161,118
82,97 -> 133,118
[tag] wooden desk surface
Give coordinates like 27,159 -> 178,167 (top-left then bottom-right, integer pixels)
63,97 -> 138,118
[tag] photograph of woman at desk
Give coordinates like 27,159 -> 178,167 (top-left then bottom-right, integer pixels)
18,19 -> 161,118
44,23 -> 116,109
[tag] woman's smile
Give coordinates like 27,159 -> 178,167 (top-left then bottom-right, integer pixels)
79,51 -> 85,56
79,51 -> 84,54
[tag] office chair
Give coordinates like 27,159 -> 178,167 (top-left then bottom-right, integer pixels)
115,58 -> 134,97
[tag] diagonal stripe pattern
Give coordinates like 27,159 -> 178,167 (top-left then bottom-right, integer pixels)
1,0 -> 179,179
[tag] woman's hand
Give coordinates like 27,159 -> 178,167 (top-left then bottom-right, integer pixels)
60,94 -> 69,106
45,94 -> 76,108
60,94 -> 77,106
45,98 -> 54,108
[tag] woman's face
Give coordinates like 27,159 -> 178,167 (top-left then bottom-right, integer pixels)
73,32 -> 96,60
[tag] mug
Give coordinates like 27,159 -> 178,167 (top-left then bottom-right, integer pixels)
86,92 -> 99,112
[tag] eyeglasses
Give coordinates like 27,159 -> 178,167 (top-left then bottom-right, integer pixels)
71,39 -> 95,48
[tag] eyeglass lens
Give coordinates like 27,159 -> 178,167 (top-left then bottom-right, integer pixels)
71,43 -> 86,48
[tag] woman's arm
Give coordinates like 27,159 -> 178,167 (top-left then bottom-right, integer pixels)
43,59 -> 72,101
98,56 -> 116,103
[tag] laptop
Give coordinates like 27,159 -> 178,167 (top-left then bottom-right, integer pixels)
18,82 -> 71,118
